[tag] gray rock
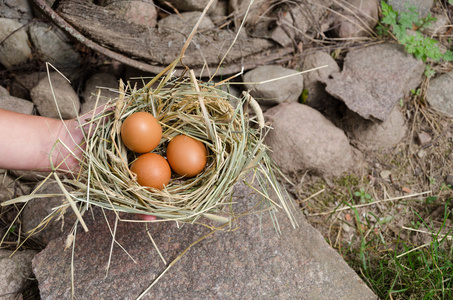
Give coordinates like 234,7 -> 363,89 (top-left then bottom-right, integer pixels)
246,18 -> 274,40
22,181 -> 76,246
28,22 -> 82,74
426,70 -> 453,117
265,102 -> 360,176
269,12 -> 295,47
246,0 -> 331,45
3,80 -> 29,100
0,85 -> 9,96
0,250 -> 37,300
158,11 -> 215,35
387,0 -> 433,18
290,0 -> 332,39
332,0 -> 379,38
0,0 -> 33,24
416,131 -> 432,146
208,0 -> 228,24
8,71 -> 47,102
323,43 -> 424,121
302,51 -> 340,111
81,73 -> 118,114
0,18 -> 32,69
168,0 -> 218,12
243,65 -> 303,106
0,173 -> 33,202
229,0 -> 269,25
30,72 -> 80,119
32,182 -> 377,299
422,13 -> 450,36
346,106 -> 408,150
0,94 -> 34,114
103,0 -> 158,28
13,72 -> 47,92
0,174 -> 17,202
0,173 -> 32,206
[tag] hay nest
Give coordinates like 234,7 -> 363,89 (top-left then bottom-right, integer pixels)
64,70 -> 296,227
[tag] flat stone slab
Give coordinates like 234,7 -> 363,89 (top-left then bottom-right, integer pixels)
323,43 -> 424,122
32,182 -> 377,299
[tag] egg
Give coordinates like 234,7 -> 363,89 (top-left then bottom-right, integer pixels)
130,153 -> 171,190
166,135 -> 207,177
121,112 -> 162,153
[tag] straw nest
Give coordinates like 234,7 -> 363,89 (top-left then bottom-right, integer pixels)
62,69 -> 297,227
0,2 -> 298,232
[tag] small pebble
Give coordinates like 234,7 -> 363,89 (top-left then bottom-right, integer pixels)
417,131 -> 432,145
342,223 -> 351,232
402,186 -> 412,194
417,149 -> 427,158
380,170 -> 392,180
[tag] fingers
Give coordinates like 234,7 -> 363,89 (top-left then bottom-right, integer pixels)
77,103 -> 113,135
137,214 -> 157,221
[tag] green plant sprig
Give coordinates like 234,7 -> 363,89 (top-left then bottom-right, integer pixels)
378,1 -> 453,76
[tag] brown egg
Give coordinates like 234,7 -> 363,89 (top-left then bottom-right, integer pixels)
121,112 -> 162,153
166,135 -> 207,177
130,153 -> 171,190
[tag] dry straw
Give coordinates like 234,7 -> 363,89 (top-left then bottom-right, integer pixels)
72,68 -> 297,226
